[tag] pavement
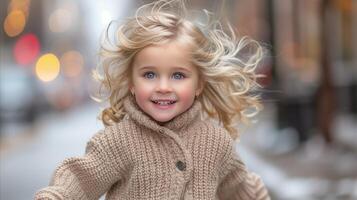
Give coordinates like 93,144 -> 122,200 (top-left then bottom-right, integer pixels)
238,108 -> 357,200
1,102 -> 356,200
0,102 -> 103,200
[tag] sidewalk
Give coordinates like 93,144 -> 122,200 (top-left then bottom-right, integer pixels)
238,108 -> 357,200
0,102 -> 103,200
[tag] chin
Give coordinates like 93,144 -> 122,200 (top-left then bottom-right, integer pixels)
153,115 -> 175,123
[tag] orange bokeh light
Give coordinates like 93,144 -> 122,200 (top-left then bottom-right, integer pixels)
4,10 -> 26,37
8,0 -> 30,17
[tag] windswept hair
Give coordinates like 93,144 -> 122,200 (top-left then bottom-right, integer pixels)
93,0 -> 264,139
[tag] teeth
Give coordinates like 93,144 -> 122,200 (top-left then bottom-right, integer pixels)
152,100 -> 176,105
158,101 -> 169,105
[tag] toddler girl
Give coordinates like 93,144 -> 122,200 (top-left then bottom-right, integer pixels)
35,0 -> 270,199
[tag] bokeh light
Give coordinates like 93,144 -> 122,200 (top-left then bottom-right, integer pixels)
3,10 -> 26,37
334,0 -> 353,12
13,33 -> 40,66
8,0 -> 30,17
35,53 -> 60,82
48,9 -> 72,33
60,50 -> 84,78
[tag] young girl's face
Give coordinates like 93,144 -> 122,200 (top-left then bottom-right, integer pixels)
130,41 -> 202,123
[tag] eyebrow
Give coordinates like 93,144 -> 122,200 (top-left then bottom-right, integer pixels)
138,66 -> 192,73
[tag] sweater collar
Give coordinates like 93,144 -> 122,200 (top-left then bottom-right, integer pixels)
124,96 -> 201,133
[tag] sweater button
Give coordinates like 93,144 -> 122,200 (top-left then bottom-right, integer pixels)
176,161 -> 186,171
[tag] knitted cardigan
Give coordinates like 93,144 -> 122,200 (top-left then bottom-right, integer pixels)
35,97 -> 270,200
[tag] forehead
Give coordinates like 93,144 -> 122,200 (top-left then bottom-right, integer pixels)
132,41 -> 195,71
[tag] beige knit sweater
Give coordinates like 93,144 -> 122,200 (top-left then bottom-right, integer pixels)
35,97 -> 270,200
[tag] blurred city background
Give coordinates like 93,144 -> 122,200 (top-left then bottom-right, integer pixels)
0,0 -> 356,199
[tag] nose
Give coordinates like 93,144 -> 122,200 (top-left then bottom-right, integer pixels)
156,78 -> 172,93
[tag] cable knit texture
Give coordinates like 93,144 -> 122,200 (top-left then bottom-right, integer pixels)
34,97 -> 270,200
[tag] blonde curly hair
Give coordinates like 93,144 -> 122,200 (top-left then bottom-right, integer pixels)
93,0 -> 264,139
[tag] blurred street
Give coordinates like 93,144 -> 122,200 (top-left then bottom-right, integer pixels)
0,102 -> 103,200
1,102 -> 356,200
238,105 -> 357,200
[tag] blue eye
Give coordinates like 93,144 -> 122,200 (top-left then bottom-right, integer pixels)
144,72 -> 156,79
172,72 -> 185,80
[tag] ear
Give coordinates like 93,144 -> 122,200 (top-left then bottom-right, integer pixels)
195,79 -> 204,96
129,83 -> 135,95
130,86 -> 135,95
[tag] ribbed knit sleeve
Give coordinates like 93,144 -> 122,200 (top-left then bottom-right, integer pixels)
217,140 -> 270,200
34,129 -> 126,200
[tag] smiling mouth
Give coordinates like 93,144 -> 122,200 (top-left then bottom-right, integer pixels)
151,100 -> 177,105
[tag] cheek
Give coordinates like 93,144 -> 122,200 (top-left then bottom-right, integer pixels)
133,84 -> 153,112
132,82 -> 152,99
176,81 -> 197,101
